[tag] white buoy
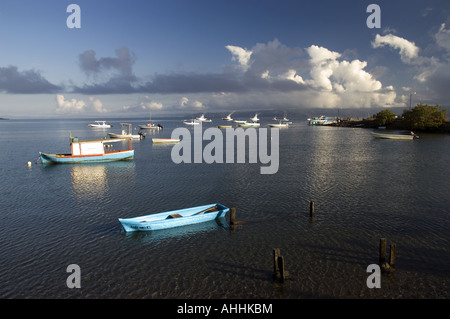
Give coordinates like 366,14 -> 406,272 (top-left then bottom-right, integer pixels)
27,161 -> 32,167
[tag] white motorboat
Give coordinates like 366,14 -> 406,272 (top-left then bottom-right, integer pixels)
184,119 -> 200,125
196,114 -> 212,122
222,112 -> 234,121
108,123 -> 143,139
268,121 -> 289,128
250,113 -> 260,122
88,121 -> 112,128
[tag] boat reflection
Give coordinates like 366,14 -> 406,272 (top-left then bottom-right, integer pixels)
70,161 -> 135,201
120,217 -> 229,244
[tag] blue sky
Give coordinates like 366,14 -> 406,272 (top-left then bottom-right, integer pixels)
1,0 -> 450,118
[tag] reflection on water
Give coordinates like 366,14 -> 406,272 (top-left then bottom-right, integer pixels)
70,161 -> 136,201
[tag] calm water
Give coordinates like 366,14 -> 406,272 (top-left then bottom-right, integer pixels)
0,117 -> 449,299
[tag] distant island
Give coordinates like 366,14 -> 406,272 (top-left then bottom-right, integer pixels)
0,118 -> 9,120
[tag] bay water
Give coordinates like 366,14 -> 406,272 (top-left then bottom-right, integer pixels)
0,117 -> 449,298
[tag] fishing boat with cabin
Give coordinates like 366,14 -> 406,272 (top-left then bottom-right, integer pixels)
39,133 -> 134,164
118,203 -> 229,232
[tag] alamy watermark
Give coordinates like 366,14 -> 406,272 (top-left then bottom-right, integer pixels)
366,4 -> 381,29
170,123 -> 279,174
66,4 -> 81,29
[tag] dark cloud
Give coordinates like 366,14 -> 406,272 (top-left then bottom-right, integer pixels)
79,46 -> 135,76
72,75 -> 138,94
73,43 -> 309,95
0,66 -> 62,94
139,72 -> 247,94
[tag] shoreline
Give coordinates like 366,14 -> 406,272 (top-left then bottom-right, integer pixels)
329,118 -> 450,134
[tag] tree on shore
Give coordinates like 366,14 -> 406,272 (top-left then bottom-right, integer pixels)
374,109 -> 397,126
402,103 -> 447,130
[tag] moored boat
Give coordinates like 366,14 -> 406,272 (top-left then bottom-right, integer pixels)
250,113 -> 260,122
196,114 -> 212,122
108,123 -> 142,139
152,138 -> 180,144
237,122 -> 260,127
268,120 -> 289,128
183,119 -> 200,125
222,112 -> 234,121
39,134 -> 134,164
139,121 -> 161,130
118,203 -> 229,232
88,120 -> 112,128
371,132 -> 418,140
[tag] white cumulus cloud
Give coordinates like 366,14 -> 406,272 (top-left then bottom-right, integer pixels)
56,95 -> 86,113
56,95 -> 108,113
372,34 -> 419,63
225,45 -> 252,71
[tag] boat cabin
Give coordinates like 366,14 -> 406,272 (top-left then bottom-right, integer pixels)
70,134 -> 131,156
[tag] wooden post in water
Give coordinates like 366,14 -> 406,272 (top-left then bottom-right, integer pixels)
310,201 -> 315,217
273,248 -> 280,274
379,238 -> 387,264
277,255 -> 285,283
230,208 -> 236,225
389,243 -> 396,267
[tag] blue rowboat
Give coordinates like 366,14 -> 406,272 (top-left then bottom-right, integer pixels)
118,203 -> 229,232
39,134 -> 134,164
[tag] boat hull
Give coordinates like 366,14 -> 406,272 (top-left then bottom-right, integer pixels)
118,203 -> 229,232
152,138 -> 180,144
39,150 -> 134,164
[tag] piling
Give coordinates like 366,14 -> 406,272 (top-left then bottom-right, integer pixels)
230,208 -> 236,225
389,243 -> 396,267
379,238 -> 387,263
277,256 -> 285,283
273,248 -> 288,283
310,201 -> 314,217
273,248 -> 280,274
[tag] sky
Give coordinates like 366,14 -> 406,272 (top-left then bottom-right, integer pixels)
1,0 -> 450,118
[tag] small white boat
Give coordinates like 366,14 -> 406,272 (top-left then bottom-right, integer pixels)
371,132 -> 418,140
89,120 -> 112,128
268,120 -> 289,128
222,112 -> 234,121
108,123 -> 143,140
233,119 -> 247,124
250,113 -> 260,122
217,125 -> 232,129
184,119 -> 200,125
152,138 -> 180,144
237,122 -> 260,128
196,114 -> 212,122
139,121 -> 161,130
